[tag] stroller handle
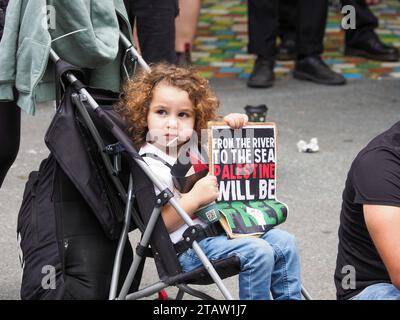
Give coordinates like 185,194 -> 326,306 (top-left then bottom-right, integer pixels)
48,32 -> 151,112
50,32 -> 150,72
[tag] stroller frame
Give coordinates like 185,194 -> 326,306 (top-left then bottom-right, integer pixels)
49,33 -> 312,301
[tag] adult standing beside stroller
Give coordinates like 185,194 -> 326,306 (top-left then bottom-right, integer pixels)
175,0 -> 201,67
0,0 -> 138,300
0,0 -> 8,38
117,63 -> 302,300
123,0 -> 199,67
0,0 -> 134,188
123,0 -> 179,64
0,0 -> 20,188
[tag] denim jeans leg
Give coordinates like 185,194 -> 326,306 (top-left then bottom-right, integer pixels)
261,228 -> 302,300
178,234 -> 275,300
351,283 -> 400,300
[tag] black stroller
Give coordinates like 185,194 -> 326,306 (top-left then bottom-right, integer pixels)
18,33 -> 312,300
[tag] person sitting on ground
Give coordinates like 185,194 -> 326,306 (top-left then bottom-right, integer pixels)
335,120 -> 400,300
116,63 -> 302,300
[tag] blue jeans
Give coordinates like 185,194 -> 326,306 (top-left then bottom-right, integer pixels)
351,283 -> 400,300
178,228 -> 301,300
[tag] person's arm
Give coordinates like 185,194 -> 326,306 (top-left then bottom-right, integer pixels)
364,204 -> 400,288
162,175 -> 219,232
0,0 -> 21,101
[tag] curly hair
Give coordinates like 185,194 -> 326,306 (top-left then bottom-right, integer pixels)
115,63 -> 219,148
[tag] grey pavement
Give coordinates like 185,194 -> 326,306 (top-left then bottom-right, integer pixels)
1,77 -> 399,300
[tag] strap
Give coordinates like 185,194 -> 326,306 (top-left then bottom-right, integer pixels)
173,222 -> 225,255
140,153 -> 173,169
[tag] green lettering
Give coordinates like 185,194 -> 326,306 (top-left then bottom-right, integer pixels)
232,202 -> 258,227
248,201 -> 277,225
264,200 -> 287,224
217,202 -> 237,228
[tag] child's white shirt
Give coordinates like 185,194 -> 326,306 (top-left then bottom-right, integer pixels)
139,143 -> 207,244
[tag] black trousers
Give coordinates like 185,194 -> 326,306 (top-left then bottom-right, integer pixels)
248,0 -> 328,58
276,0 -> 379,48
341,0 -> 378,46
0,101 -> 20,188
278,0 -> 297,42
123,0 -> 179,64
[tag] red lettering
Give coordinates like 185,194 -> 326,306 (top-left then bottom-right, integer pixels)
270,163 -> 275,178
221,165 -> 230,180
261,164 -> 268,179
243,164 -> 251,179
214,164 -> 221,177
235,164 -> 245,179
218,163 -> 276,180
252,164 -> 258,179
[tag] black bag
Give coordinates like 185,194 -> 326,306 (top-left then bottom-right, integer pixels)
17,155 -> 133,300
45,83 -> 126,240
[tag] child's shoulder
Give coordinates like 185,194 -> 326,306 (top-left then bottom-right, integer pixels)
139,143 -> 176,166
139,142 -> 154,154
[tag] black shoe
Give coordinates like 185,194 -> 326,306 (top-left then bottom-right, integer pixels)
294,56 -> 346,85
345,35 -> 399,62
276,39 -> 296,61
247,57 -> 275,88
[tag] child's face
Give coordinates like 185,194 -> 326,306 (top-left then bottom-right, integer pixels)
147,83 -> 195,150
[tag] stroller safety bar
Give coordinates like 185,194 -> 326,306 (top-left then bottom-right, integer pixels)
49,33 -> 234,300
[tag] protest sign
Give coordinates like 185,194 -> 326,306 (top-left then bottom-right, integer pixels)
208,122 -> 288,238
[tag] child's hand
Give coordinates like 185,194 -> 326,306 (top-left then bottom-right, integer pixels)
189,175 -> 219,208
223,113 -> 249,129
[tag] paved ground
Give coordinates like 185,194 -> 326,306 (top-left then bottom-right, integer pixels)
1,76 -> 399,300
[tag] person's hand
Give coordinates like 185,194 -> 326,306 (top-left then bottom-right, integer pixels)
365,0 -> 381,5
189,175 -> 219,208
223,113 -> 249,129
